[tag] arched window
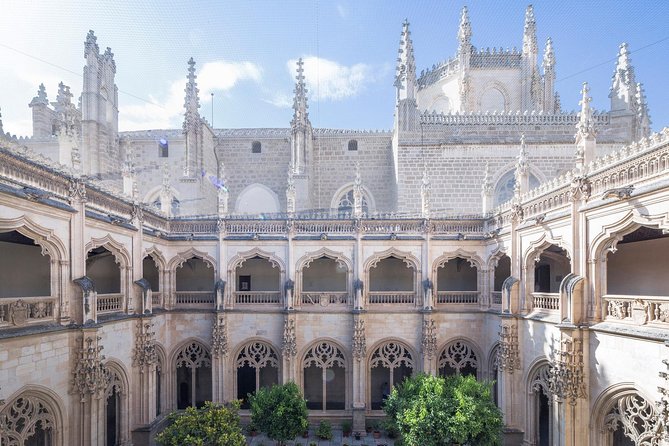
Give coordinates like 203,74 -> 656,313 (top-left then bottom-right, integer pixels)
529,363 -> 552,446
347,140 -> 358,151
603,394 -> 656,445
369,341 -> 414,410
302,342 -> 346,410
438,340 -> 479,378
175,342 -> 212,409
252,141 -> 262,153
86,247 -> 120,294
336,189 -> 369,215
105,367 -> 124,446
494,170 -> 540,207
158,138 -> 169,157
0,395 -> 56,446
236,341 -> 279,408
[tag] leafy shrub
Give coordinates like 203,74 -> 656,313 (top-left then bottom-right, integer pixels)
249,382 -> 309,446
316,420 -> 333,440
156,401 -> 245,446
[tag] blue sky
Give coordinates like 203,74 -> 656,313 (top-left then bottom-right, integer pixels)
1,0 -> 668,136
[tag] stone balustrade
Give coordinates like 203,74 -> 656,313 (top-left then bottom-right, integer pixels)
0,296 -> 56,327
368,291 -> 417,305
175,291 -> 215,305
234,291 -> 282,305
96,293 -> 123,313
151,292 -> 162,307
604,294 -> 669,326
492,291 -> 503,306
532,292 -> 560,311
436,291 -> 480,305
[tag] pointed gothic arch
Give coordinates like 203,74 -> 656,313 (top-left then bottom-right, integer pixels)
0,386 -> 65,446
330,182 -> 376,215
363,247 -> 420,272
233,338 -> 280,407
235,183 -> 280,215
477,81 -> 511,112
524,358 -> 553,446
85,234 -> 131,267
143,246 -> 167,270
367,339 -> 416,410
300,339 -> 349,411
437,338 -> 482,379
102,359 -> 131,446
591,383 -> 659,446
228,247 -> 286,274
0,216 -> 67,261
170,338 -> 212,409
167,248 -> 217,272
523,233 -> 572,268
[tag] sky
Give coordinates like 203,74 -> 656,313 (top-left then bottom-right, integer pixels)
1,0 -> 668,137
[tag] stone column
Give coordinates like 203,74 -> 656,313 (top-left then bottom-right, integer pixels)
421,317 -> 437,375
281,314 -> 297,383
352,313 -> 367,435
211,313 -> 228,402
69,178 -> 87,324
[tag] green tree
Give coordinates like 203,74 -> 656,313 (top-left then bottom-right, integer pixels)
156,401 -> 246,446
384,373 -> 503,446
249,382 -> 309,445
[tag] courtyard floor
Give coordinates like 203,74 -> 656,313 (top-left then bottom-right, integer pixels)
245,428 -> 397,446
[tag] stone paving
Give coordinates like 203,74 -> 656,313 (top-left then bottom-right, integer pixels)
245,428 -> 397,446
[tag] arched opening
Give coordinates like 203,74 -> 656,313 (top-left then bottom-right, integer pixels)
143,254 -> 161,307
104,365 -> 126,446
86,247 -> 120,294
175,342 -> 212,409
436,256 -> 479,304
368,256 -> 416,305
429,95 -> 451,114
155,359 -> 162,417
494,170 -> 540,207
489,345 -> 500,406
531,245 -> 570,311
235,184 -> 279,215
235,256 -> 281,305
301,256 -> 348,305
347,139 -> 358,151
604,227 -> 669,323
302,342 -> 346,411
336,189 -> 369,216
0,394 -> 57,446
369,341 -> 414,410
493,255 -> 511,306
602,393 -> 656,445
235,341 -> 279,408
438,340 -> 479,378
175,257 -> 215,305
479,87 -> 506,112
528,363 -> 552,446
0,230 -> 50,298
106,385 -> 119,446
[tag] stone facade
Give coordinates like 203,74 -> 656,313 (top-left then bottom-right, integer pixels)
0,6 -> 666,446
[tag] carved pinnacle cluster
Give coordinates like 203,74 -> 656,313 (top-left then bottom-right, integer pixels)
133,321 -> 157,368
282,317 -> 297,358
548,338 -> 586,405
71,336 -> 107,400
576,82 -> 596,140
522,5 -> 537,55
29,84 -> 48,107
421,319 -> 437,360
183,57 -> 201,132
421,165 -> 431,219
395,19 -> 416,100
211,316 -> 228,359
352,319 -> 366,361
482,161 -> 492,195
610,43 -> 636,99
497,323 -> 520,372
542,37 -> 555,71
457,6 -> 472,47
291,58 -> 310,129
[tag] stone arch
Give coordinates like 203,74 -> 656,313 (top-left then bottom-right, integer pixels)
170,338 -> 212,409
437,338 -> 482,379
523,233 -> 572,269
428,95 -> 452,114
143,246 -> 167,270
85,234 -> 131,267
154,343 -> 167,416
235,183 -> 280,215
233,338 -> 281,406
0,216 -> 67,261
364,248 -> 420,272
296,248 -> 353,305
477,81 -> 511,112
367,338 -> 416,409
102,359 -> 131,446
297,247 -> 353,273
590,210 -> 669,262
228,247 -> 286,274
433,249 -> 484,271
299,338 -> 349,411
591,383 -> 658,446
0,385 -> 66,446
524,357 -> 553,446
492,164 -> 544,207
331,182 -> 377,214
487,342 -> 500,379
487,247 -> 509,270
167,248 -> 217,272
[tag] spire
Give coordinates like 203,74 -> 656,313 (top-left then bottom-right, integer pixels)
84,30 -> 99,58
636,82 -> 651,139
183,58 -> 202,177
542,37 -> 556,113
542,37 -> 555,71
576,82 -> 596,139
522,5 -> 537,56
609,42 -> 637,112
184,57 -> 201,122
29,84 -> 48,107
395,19 -> 417,102
291,58 -> 310,129
457,6 -> 472,49
421,165 -> 431,219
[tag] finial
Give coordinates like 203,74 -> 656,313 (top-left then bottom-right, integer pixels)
84,30 -> 99,56
576,82 -> 596,138
543,37 -> 555,70
421,164 -> 431,219
183,57 -> 201,130
516,134 -> 529,174
458,6 -> 472,44
29,84 -> 48,107
291,58 -> 309,128
395,18 -> 416,100
523,5 -> 537,55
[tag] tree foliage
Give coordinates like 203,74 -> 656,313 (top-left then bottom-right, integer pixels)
156,401 -> 246,446
384,373 -> 503,446
249,382 -> 309,445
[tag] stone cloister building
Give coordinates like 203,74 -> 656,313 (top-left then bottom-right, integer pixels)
0,5 -> 667,446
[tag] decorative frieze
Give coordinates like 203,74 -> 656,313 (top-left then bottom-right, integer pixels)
132,320 -> 157,369
497,323 -> 521,373
71,336 -> 107,400
421,319 -> 437,360
549,338 -> 586,405
211,315 -> 228,359
352,319 -> 366,361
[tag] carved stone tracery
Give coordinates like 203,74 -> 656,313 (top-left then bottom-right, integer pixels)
497,323 -> 520,372
421,319 -> 437,360
175,341 -> 211,370
352,319 -> 366,361
132,320 -> 157,368
303,342 -> 346,369
236,341 -> 279,369
0,395 -> 56,446
370,342 -> 414,370
438,340 -> 479,376
603,394 -> 658,446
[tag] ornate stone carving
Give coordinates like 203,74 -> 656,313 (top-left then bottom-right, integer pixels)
282,317 -> 297,358
497,323 -> 521,373
8,300 -> 28,327
71,336 -> 107,399
175,342 -> 211,370
68,177 -> 87,203
549,338 -> 586,405
570,176 -> 591,201
439,340 -> 478,375
0,395 -> 56,445
603,394 -> 658,445
421,319 -> 437,360
352,319 -> 366,361
302,342 -> 346,369
370,342 -> 414,370
510,203 -> 524,222
132,320 -> 157,369
211,316 -> 228,359
236,341 -> 279,370
602,185 -> 634,200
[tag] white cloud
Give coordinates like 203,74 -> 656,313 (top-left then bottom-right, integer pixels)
264,92 -> 293,108
286,56 -> 377,102
119,60 -> 261,130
